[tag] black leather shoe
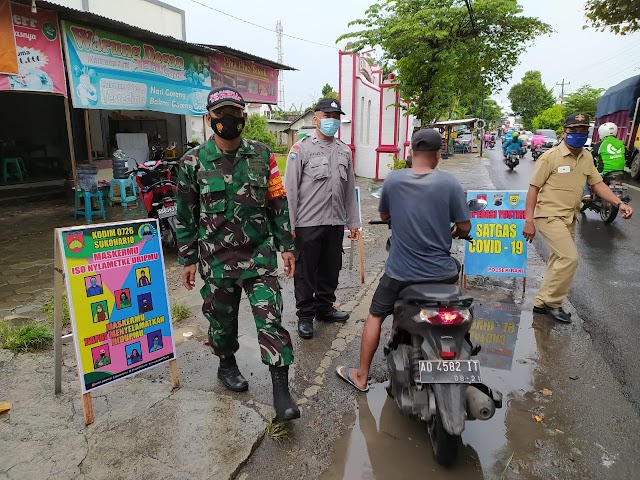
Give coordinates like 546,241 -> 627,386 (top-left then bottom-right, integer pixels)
533,304 -> 571,323
270,365 -> 300,421
217,356 -> 249,392
316,308 -> 350,323
298,317 -> 314,339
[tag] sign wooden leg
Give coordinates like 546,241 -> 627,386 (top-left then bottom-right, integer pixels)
82,393 -> 94,425
358,235 -> 365,284
348,239 -> 355,270
169,359 -> 180,389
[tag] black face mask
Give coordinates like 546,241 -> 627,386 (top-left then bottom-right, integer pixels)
211,114 -> 245,140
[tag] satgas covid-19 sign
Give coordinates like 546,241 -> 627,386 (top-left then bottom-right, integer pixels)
464,190 -> 528,278
58,219 -> 177,393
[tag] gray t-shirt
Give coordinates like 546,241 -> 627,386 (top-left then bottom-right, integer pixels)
379,169 -> 470,282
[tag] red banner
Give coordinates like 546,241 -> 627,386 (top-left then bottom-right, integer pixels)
0,2 -> 66,95
0,0 -> 18,75
210,53 -> 278,104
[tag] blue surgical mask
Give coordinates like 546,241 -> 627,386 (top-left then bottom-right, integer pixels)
319,118 -> 340,137
565,132 -> 588,148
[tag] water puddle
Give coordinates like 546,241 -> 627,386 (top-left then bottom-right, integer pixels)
322,301 -> 545,479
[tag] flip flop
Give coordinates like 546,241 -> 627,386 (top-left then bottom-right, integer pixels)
336,365 -> 369,393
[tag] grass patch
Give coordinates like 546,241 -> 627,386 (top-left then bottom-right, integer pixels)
171,302 -> 191,321
41,291 -> 70,327
275,154 -> 287,175
0,320 -> 54,352
264,417 -> 290,442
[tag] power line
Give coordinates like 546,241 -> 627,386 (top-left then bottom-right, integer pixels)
592,59 -> 640,87
185,0 -> 338,50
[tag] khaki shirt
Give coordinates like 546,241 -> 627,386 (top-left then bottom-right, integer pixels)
530,142 -> 602,221
284,131 -> 361,230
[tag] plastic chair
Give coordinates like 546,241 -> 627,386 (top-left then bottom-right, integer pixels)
109,177 -> 138,207
1,157 -> 27,183
74,189 -> 106,223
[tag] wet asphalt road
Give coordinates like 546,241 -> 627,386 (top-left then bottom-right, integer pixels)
484,142 -> 640,412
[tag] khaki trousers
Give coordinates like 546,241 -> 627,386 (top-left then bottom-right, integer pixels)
534,217 -> 578,308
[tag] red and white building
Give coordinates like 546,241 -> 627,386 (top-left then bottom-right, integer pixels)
338,47 -> 415,180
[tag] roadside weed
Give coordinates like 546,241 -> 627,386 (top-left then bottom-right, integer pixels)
0,320 -> 54,352
265,418 -> 290,442
171,302 -> 191,321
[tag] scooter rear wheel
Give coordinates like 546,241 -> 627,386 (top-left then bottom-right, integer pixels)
600,202 -> 619,223
428,409 -> 460,467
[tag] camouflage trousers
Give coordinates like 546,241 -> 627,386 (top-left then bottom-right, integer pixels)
200,275 -> 294,367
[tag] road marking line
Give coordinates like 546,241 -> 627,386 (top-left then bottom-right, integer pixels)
623,183 -> 640,193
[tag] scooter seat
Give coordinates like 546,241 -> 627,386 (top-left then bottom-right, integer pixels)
398,283 -> 465,302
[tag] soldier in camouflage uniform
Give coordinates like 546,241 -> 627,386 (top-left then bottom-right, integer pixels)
176,86 -> 299,421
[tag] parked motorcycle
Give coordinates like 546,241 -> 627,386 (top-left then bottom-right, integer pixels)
504,151 -> 520,171
581,171 -> 631,223
122,147 -> 179,247
369,198 -> 502,467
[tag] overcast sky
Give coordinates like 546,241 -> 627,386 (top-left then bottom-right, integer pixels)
165,0 -> 640,110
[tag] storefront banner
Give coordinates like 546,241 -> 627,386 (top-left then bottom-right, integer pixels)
0,2 -> 66,94
469,303 -> 521,371
210,53 -> 278,104
63,21 -> 210,115
0,0 -> 18,75
464,190 -> 528,278
58,219 -> 177,393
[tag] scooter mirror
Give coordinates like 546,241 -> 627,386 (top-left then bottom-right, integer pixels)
468,198 -> 488,212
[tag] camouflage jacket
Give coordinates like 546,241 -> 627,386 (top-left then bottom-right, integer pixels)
176,137 -> 295,279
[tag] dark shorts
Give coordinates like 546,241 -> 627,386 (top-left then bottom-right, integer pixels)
369,273 -> 459,319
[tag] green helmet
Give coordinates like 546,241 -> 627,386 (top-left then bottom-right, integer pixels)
512,132 -> 519,139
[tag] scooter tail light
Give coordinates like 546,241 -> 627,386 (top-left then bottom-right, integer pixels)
440,350 -> 456,359
419,308 -> 471,325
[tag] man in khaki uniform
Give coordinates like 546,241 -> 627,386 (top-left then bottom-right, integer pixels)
523,113 -> 633,323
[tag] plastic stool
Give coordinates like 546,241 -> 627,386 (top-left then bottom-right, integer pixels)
109,177 -> 138,207
1,157 -> 27,183
74,190 -> 106,223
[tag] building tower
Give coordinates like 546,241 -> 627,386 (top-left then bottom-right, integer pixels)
276,20 -> 285,110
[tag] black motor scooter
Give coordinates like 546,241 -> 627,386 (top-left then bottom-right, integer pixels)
581,170 -> 631,223
369,197 -> 502,467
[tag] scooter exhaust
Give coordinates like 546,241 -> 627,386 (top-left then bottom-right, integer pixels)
465,385 -> 496,420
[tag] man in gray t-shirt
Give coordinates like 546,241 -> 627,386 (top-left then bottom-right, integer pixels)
380,168 -> 469,282
336,128 -> 471,393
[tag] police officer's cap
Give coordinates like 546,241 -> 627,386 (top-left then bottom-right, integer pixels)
206,87 -> 245,111
315,98 -> 345,114
411,128 -> 442,152
564,112 -> 590,128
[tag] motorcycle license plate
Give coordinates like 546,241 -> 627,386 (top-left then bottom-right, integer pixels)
418,360 -> 481,384
157,205 -> 177,219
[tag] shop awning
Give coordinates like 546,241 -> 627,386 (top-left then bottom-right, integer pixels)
13,0 -> 296,71
430,118 -> 478,127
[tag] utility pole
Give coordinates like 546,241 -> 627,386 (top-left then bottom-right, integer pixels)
276,21 -> 285,111
556,79 -> 570,105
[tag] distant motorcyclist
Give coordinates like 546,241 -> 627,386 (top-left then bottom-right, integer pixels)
483,132 -> 491,148
531,132 -> 544,149
502,131 -> 523,157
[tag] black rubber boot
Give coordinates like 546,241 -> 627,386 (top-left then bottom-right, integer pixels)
269,365 -> 300,421
316,308 -> 350,323
297,317 -> 314,339
217,355 -> 249,392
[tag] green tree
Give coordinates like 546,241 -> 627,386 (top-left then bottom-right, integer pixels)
586,0 -> 640,35
564,85 -> 604,118
532,105 -> 566,135
321,83 -> 338,99
508,71 -> 555,130
338,0 -> 551,123
243,113 -> 276,149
